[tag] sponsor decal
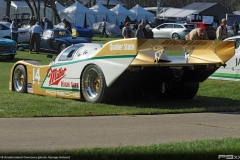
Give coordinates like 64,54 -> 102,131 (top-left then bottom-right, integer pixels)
61,81 -> 70,87
236,58 -> 240,66
27,82 -> 33,93
161,40 -> 207,45
48,67 -> 67,86
46,90 -> 79,97
71,82 -> 79,88
110,43 -> 135,51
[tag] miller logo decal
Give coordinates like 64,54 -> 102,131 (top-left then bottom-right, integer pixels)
48,67 -> 67,86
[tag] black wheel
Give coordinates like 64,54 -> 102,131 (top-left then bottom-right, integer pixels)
3,36 -> 11,39
12,65 -> 27,93
172,33 -> 180,40
6,54 -> 15,60
58,44 -> 67,53
164,82 -> 199,99
81,65 -> 109,103
180,82 -> 199,99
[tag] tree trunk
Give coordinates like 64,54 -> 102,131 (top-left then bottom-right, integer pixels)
6,0 -> 11,17
25,0 -> 35,16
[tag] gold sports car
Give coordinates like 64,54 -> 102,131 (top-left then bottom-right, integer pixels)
9,38 -> 235,103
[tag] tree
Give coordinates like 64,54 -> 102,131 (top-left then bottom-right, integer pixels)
44,0 -> 61,24
6,0 -> 11,17
25,0 -> 35,17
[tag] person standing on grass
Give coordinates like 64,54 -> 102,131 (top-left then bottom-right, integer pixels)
10,19 -> 19,43
216,18 -> 228,40
135,24 -> 145,38
100,18 -> 108,38
29,22 -> 43,54
43,17 -> 53,30
122,22 -> 134,39
232,20 -> 239,36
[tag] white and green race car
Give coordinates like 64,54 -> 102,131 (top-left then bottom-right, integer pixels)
9,38 -> 235,103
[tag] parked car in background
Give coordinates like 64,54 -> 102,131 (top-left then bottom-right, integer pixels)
38,29 -> 92,53
152,23 -> 195,39
187,22 -> 216,40
0,22 -> 30,43
0,38 -> 17,60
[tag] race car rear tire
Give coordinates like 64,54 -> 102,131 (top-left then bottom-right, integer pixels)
81,64 -> 109,103
6,54 -> 15,60
164,82 -> 199,100
12,65 -> 27,93
180,82 -> 199,99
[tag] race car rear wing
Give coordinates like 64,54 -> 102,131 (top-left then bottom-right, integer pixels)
98,38 -> 235,66
135,39 -> 235,65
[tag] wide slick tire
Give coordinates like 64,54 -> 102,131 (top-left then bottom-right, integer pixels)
164,82 -> 199,100
81,64 -> 109,103
12,65 -> 27,93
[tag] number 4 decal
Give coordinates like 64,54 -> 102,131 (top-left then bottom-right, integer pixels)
32,68 -> 40,84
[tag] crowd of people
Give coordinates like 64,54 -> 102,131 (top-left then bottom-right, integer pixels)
1,15 -> 72,54
2,13 -> 239,56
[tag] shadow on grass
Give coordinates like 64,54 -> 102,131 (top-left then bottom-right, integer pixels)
114,95 -> 240,112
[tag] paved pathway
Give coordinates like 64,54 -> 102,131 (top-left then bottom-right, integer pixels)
0,112 -> 240,152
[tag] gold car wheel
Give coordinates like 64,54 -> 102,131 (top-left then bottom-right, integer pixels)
81,65 -> 106,103
13,65 -> 27,93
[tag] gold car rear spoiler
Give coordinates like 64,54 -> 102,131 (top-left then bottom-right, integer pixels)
135,39 -> 235,65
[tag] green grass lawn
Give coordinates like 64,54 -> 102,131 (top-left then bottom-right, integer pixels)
1,36 -> 239,159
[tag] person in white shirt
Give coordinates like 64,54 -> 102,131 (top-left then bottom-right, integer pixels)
10,19 -> 19,43
100,18 -> 108,38
29,22 -> 43,54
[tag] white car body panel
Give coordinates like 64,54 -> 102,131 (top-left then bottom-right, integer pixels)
210,36 -> 240,81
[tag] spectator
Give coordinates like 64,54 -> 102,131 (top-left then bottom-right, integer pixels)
39,18 -> 44,29
100,18 -> 108,38
29,22 -> 43,54
232,20 -> 239,36
5,16 -> 11,23
10,19 -> 19,43
185,28 -> 208,40
2,15 -> 6,22
119,22 -> 124,30
43,17 -> 53,30
135,23 -> 145,38
216,18 -> 228,40
122,22 -> 134,39
29,16 -> 37,27
62,18 -> 72,33
133,21 -> 138,31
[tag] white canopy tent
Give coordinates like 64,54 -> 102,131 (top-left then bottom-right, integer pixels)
129,4 -> 155,23
55,1 -> 65,12
110,4 -> 136,25
10,1 -> 54,22
59,2 -> 95,28
89,3 -> 117,24
159,8 -> 197,18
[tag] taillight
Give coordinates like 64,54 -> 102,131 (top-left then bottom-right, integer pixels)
19,32 -> 27,34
